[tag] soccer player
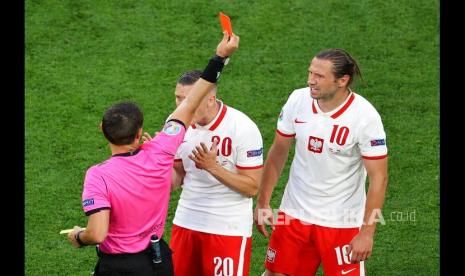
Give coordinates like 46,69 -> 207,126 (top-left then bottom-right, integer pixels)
66,32 -> 239,276
254,48 -> 388,276
145,69 -> 263,275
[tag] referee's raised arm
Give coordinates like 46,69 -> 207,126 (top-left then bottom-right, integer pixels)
169,32 -> 239,127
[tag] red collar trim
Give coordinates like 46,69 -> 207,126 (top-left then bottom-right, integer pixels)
331,93 -> 355,119
312,100 -> 318,114
209,104 -> 227,131
311,93 -> 355,119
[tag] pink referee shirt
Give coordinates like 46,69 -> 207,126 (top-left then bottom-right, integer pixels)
81,120 -> 185,254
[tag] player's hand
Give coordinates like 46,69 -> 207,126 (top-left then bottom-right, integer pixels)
347,231 -> 374,263
216,31 -> 239,58
188,142 -> 219,171
67,226 -> 84,248
141,132 -> 160,144
254,203 -> 275,238
142,132 -> 153,143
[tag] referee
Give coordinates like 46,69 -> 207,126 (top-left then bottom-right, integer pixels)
67,32 -> 239,275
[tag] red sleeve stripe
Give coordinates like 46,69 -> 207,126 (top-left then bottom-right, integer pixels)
362,154 -> 388,160
174,159 -> 183,162
276,129 -> 296,137
236,164 -> 264,170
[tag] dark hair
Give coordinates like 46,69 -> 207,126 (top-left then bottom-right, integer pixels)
101,102 -> 143,145
177,70 -> 202,85
315,48 -> 363,87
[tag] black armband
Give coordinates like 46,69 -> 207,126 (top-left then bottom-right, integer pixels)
200,55 -> 228,83
75,230 -> 87,247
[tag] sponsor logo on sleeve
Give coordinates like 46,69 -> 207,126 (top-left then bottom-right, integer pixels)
162,121 -> 182,136
370,139 -> 386,146
247,148 -> 263,157
266,247 -> 277,263
82,198 -> 94,207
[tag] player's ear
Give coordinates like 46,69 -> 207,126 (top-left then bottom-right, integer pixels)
338,75 -> 350,88
209,87 -> 217,102
99,122 -> 103,132
207,94 -> 217,107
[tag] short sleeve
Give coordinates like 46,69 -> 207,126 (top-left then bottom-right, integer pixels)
276,92 -> 297,137
82,167 -> 111,216
144,119 -> 186,157
174,146 -> 183,162
236,121 -> 264,169
358,113 -> 388,159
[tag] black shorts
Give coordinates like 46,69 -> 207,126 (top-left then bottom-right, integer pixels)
94,238 -> 173,276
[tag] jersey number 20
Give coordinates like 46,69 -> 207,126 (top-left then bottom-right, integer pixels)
211,136 -> 232,156
213,256 -> 234,276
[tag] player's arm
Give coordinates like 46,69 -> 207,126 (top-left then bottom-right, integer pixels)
348,157 -> 388,263
169,32 -> 239,127
171,161 -> 186,192
209,166 -> 262,198
207,165 -> 261,198
144,131 -> 185,191
188,142 -> 261,197
254,133 -> 294,237
68,210 -> 110,248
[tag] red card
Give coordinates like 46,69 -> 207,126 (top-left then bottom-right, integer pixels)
219,12 -> 233,36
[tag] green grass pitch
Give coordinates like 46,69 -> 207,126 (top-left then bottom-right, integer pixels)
26,0 -> 438,275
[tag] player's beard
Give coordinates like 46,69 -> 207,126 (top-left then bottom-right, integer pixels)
310,86 -> 338,102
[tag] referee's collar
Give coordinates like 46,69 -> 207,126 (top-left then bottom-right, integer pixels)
112,148 -> 141,157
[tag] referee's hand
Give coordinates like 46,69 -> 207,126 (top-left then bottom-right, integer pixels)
68,226 -> 84,248
216,31 -> 239,58
254,204 -> 275,238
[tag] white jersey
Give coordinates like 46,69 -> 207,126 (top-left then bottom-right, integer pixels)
173,101 -> 263,237
277,87 -> 388,228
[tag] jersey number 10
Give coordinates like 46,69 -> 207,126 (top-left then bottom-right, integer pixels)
330,125 -> 350,146
334,245 -> 352,265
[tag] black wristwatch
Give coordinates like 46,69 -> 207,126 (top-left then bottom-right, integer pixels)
75,230 -> 87,247
212,54 -> 229,65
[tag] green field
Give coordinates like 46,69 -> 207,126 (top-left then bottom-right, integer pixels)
25,0 -> 439,275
